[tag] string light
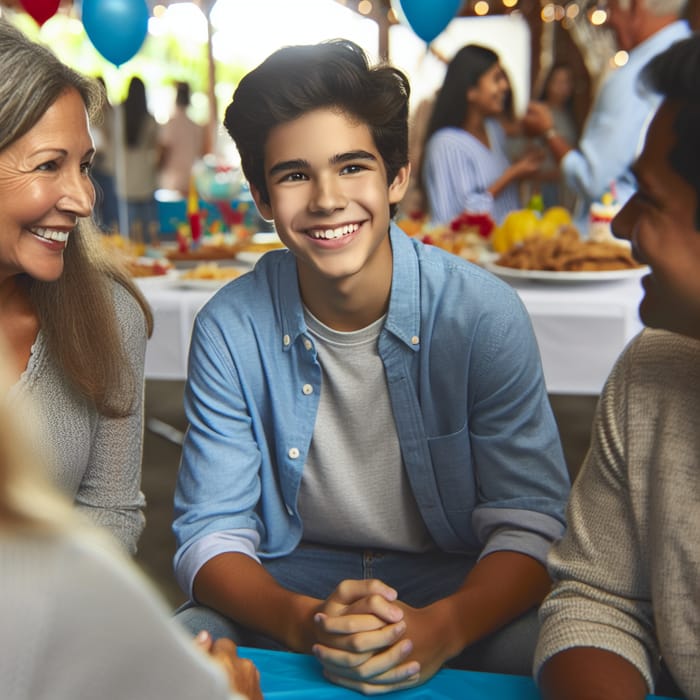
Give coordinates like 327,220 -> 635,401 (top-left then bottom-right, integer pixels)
474,1 -> 490,15
613,50 -> 629,66
541,3 -> 556,22
590,8 -> 607,24
357,0 -> 373,15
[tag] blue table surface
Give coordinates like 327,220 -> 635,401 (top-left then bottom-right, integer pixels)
239,647 -> 675,699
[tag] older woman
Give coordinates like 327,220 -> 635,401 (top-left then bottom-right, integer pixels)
0,19 -> 151,553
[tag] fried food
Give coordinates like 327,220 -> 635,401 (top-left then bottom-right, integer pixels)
180,263 -> 245,281
495,226 -> 643,271
166,243 -> 244,261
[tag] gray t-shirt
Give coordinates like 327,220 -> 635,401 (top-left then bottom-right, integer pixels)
297,308 -> 433,552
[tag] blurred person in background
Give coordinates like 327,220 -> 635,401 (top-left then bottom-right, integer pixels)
159,81 -> 210,198
91,76 -> 119,231
533,62 -> 579,210
118,76 -> 160,237
534,34 -> 700,700
0,328 -> 262,700
524,0 -> 690,229
421,44 -> 543,226
0,19 -> 152,554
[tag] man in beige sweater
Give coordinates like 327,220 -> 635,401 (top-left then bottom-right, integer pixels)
534,35 -> 700,700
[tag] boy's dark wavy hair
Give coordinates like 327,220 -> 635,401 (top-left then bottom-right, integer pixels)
224,39 -> 410,218
642,34 -> 700,229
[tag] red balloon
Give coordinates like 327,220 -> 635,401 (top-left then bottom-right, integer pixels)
20,0 -> 61,26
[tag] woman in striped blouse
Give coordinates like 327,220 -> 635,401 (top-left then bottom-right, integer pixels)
421,45 -> 542,225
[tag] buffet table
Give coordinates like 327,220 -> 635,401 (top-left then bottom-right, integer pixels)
136,272 -> 644,395
239,647 -> 673,699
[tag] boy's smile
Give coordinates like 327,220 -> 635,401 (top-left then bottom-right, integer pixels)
251,108 -> 409,325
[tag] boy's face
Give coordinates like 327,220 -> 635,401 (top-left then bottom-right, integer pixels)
251,108 -> 409,292
612,100 -> 700,339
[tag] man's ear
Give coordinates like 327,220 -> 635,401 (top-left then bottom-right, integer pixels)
388,163 -> 411,205
249,183 -> 274,222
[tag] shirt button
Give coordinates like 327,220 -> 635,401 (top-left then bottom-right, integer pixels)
283,334 -> 291,346
303,339 -> 312,350
411,335 -> 420,345
302,384 -> 313,395
288,447 -> 300,459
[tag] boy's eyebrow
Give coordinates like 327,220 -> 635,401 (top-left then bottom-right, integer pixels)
331,150 -> 378,165
268,159 -> 309,177
268,150 -> 378,177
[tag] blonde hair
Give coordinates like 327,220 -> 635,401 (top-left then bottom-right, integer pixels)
0,340 -> 75,530
0,19 -> 153,417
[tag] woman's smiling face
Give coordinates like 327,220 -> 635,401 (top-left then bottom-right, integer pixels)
0,88 -> 95,284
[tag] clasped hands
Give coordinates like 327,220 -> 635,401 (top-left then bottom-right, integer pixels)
309,579 -> 461,695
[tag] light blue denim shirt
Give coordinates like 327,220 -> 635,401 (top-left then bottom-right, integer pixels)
173,224 -> 570,596
562,20 -> 691,229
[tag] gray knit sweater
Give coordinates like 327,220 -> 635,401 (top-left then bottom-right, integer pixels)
10,283 -> 147,554
534,328 -> 700,697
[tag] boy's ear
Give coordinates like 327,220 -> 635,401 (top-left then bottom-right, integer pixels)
249,183 -> 274,221
388,163 -> 411,205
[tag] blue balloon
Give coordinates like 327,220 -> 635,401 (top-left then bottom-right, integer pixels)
82,0 -> 149,67
398,0 -> 463,43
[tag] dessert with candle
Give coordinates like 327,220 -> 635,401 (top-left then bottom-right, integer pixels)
588,192 -> 622,243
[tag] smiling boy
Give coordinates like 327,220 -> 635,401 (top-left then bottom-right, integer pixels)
173,40 -> 569,693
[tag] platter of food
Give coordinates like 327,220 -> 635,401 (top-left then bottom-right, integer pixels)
485,226 -> 647,283
483,262 -> 648,284
235,232 -> 286,265
167,263 -> 249,290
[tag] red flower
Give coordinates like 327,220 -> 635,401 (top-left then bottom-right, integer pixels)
449,211 -> 495,238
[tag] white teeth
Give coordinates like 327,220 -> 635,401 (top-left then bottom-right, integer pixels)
308,223 -> 360,240
32,228 -> 70,243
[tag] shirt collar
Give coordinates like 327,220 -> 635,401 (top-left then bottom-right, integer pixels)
275,222 -> 422,352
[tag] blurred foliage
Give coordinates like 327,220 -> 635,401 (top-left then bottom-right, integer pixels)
6,9 -> 247,123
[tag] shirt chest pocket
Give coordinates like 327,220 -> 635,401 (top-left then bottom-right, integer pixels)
427,420 -> 476,516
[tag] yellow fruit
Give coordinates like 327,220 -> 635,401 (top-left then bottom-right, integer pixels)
502,209 -> 540,245
491,226 -> 511,253
542,206 -> 572,227
537,218 -> 560,239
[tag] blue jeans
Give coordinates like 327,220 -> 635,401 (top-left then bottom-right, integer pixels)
174,543 -> 540,676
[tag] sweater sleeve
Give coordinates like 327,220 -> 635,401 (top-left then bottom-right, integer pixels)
534,333 -> 658,691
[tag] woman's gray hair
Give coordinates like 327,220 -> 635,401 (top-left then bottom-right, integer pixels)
0,19 -> 102,152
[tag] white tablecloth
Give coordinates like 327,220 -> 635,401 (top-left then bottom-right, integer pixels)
137,274 -> 645,395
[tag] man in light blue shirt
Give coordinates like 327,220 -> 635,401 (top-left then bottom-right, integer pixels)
524,0 -> 690,230
173,39 -> 570,694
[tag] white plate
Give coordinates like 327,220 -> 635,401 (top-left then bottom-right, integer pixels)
166,267 -> 248,291
483,262 -> 649,284
235,251 -> 266,266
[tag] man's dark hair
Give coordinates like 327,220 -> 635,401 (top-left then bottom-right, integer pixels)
224,39 -> 410,218
642,34 -> 700,228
